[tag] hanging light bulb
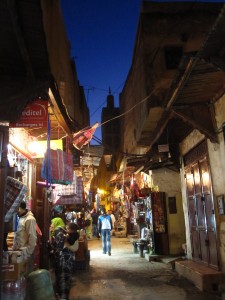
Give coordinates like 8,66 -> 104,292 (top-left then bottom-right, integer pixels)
158,156 -> 162,162
168,152 -> 171,158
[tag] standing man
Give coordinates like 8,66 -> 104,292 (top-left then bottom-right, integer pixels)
13,201 -> 37,273
91,208 -> 99,238
98,207 -> 113,256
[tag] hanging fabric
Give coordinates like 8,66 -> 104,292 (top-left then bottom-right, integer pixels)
52,175 -> 84,206
41,149 -> 73,185
4,177 -> 28,222
73,122 -> 99,150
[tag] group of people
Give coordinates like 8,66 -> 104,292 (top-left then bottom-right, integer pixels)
10,202 -> 116,300
48,207 -> 116,299
63,207 -> 97,240
63,207 -> 116,241
49,217 -> 80,300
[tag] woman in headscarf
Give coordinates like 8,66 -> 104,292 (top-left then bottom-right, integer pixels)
49,217 -> 66,240
51,222 -> 79,300
48,217 -> 66,270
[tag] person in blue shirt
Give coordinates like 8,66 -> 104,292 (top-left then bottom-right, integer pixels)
98,207 -> 113,256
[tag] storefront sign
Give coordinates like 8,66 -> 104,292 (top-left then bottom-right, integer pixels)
9,100 -> 48,128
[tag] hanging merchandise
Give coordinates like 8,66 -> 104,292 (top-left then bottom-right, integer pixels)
41,149 -> 73,185
4,177 -> 28,222
123,196 -> 130,218
52,174 -> 84,206
73,122 -> 99,150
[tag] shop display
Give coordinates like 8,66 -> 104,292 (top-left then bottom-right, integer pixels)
4,176 -> 28,222
114,217 -> 127,237
131,192 -> 169,256
41,149 -> 73,185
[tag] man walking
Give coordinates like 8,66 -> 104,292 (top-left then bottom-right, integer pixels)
98,207 -> 113,256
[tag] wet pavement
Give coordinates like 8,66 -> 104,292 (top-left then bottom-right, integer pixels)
69,237 -> 222,300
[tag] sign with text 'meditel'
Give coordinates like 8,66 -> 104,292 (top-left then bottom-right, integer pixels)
10,100 -> 48,128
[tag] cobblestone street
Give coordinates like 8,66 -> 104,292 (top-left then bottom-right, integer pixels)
69,237 -> 222,300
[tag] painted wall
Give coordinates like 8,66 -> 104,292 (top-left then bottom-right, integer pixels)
152,169 -> 186,255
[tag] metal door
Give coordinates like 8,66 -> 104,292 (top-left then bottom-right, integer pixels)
185,156 -> 218,269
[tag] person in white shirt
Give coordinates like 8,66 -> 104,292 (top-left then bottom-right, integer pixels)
98,208 -> 113,255
108,210 -> 116,236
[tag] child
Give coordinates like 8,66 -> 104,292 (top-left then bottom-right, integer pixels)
52,222 -> 79,300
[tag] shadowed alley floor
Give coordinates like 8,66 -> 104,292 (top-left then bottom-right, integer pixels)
69,237 -> 222,300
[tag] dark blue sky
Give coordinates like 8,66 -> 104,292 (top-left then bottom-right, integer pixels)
60,0 -> 224,143
60,0 -> 142,143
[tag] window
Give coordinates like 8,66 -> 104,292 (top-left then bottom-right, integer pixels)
164,46 -> 183,69
168,197 -> 177,214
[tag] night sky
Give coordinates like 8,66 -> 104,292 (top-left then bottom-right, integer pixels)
60,0 -> 142,143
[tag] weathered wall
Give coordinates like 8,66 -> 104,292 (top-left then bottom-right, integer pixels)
41,0 -> 89,128
152,168 -> 185,255
208,94 -> 225,271
179,93 -> 225,269
120,3 -> 220,154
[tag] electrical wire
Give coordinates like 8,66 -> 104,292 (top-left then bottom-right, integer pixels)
99,92 -> 153,127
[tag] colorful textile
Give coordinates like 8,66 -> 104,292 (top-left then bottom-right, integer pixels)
52,173 -> 83,206
53,172 -> 77,197
54,195 -> 82,206
42,149 -> 73,185
76,176 -> 84,200
4,176 -> 28,222
73,122 -> 99,150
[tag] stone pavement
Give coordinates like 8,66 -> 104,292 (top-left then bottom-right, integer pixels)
69,237 -> 222,300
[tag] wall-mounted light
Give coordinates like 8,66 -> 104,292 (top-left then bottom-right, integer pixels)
104,154 -> 112,167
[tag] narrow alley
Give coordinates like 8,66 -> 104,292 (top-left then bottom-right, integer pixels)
69,237 -> 222,300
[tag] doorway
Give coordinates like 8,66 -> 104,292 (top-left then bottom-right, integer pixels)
184,141 -> 219,269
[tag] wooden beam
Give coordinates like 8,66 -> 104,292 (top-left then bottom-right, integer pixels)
171,108 -> 218,142
147,110 -> 173,149
166,57 -> 197,109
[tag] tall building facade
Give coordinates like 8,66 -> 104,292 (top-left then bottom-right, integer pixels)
101,89 -> 120,168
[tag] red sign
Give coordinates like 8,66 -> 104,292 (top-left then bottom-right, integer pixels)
10,100 -> 48,128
